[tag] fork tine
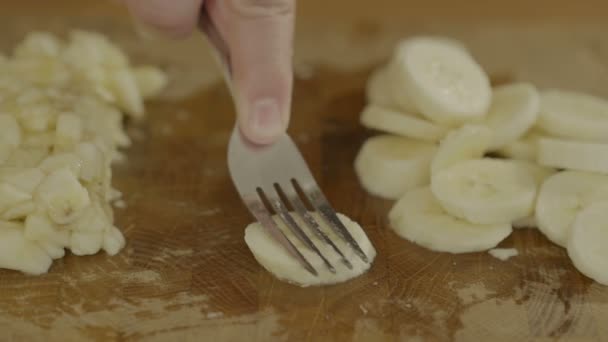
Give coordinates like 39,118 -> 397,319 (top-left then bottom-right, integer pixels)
266,187 -> 336,273
243,197 -> 318,276
296,180 -> 369,263
278,183 -> 354,270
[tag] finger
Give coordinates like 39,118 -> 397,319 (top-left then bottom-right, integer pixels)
206,0 -> 295,145
125,0 -> 204,38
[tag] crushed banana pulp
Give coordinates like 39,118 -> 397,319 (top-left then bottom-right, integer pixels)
0,31 -> 167,275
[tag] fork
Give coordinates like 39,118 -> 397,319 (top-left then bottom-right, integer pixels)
198,12 -> 370,276
227,129 -> 370,276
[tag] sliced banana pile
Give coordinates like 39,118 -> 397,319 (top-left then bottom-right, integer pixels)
356,36 -> 608,285
0,31 -> 167,275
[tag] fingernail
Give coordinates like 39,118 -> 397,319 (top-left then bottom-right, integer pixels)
247,98 -> 284,143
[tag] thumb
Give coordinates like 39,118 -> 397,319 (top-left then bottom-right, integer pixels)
205,0 -> 295,145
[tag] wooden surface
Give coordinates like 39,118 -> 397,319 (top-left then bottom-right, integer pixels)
2,1 -> 608,341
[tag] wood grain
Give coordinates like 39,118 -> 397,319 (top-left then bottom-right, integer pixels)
1,1 -> 608,341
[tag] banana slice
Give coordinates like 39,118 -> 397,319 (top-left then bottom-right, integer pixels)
431,159 -> 537,224
431,125 -> 491,174
538,138 -> 608,173
360,105 -> 447,142
389,187 -> 512,253
497,131 -> 543,161
0,221 -> 52,275
391,37 -> 491,124
384,61 -> 418,113
355,135 -> 436,199
484,83 -> 540,150
536,171 -> 608,247
36,168 -> 91,224
567,202 -> 608,285
538,90 -> 608,143
366,66 -> 400,109
509,160 -> 555,229
244,212 -> 376,287
512,160 -> 556,185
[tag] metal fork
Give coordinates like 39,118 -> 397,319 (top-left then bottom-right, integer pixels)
227,129 -> 369,276
198,11 -> 369,275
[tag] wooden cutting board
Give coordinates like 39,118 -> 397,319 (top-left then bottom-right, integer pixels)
2,1 -> 608,341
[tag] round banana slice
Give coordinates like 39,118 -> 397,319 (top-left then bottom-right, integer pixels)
391,37 -> 491,124
360,105 -> 447,142
536,171 -> 608,247
484,83 -> 540,150
538,90 -> 608,143
244,212 -> 376,287
511,160 -> 556,186
431,159 -> 537,224
355,135 -> 436,199
385,61 -> 418,113
538,138 -> 608,173
389,187 -> 512,253
366,66 -> 399,109
567,202 -> 608,285
431,124 -> 492,174
496,131 -> 544,161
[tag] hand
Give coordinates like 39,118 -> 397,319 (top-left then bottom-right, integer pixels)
124,0 -> 295,145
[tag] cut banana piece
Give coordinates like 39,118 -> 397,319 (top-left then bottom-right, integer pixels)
36,168 -> 91,224
55,113 -> 83,148
2,200 -> 37,220
24,212 -> 70,246
538,90 -> 608,143
360,105 -> 447,142
431,159 -> 537,224
1,168 -> 45,193
39,153 -> 82,177
0,114 -> 22,147
389,187 -> 512,253
0,183 -> 31,213
511,160 -> 556,185
497,131 -> 543,162
366,66 -> 396,108
567,202 -> 608,285
538,138 -> 608,173
536,171 -> 608,247
431,125 -> 491,174
0,221 -> 52,275
484,83 -> 540,150
70,230 -> 103,256
102,226 -> 126,255
354,135 -> 436,199
391,37 -> 491,124
244,212 -> 376,287
132,65 -> 168,99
